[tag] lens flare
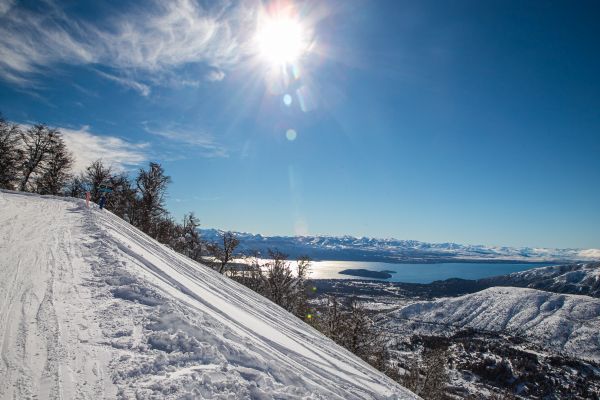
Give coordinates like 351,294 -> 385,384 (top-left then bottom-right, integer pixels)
286,128 -> 297,141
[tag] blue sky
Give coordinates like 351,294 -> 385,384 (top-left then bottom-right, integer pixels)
1,0 -> 599,248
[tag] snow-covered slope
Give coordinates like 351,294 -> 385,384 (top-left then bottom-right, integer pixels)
480,262 -> 600,297
389,287 -> 600,361
0,191 -> 417,399
201,229 -> 600,263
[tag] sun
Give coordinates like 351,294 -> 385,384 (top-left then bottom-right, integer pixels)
255,14 -> 309,66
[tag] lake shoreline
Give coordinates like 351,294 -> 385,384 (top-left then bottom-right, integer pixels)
306,260 -> 552,283
305,258 -> 556,265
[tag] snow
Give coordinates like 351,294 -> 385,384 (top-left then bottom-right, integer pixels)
0,190 -> 417,399
390,287 -> 600,362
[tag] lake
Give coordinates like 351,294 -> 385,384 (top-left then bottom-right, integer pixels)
308,260 -> 548,283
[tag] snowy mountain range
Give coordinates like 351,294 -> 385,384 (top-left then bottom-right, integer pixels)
201,228 -> 600,263
0,190 -> 416,399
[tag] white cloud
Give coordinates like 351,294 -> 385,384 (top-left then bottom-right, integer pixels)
206,69 -> 226,82
60,126 -> 149,172
95,70 -> 151,96
0,0 -> 258,89
143,123 -> 228,158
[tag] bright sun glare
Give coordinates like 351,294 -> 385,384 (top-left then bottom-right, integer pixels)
256,16 -> 308,66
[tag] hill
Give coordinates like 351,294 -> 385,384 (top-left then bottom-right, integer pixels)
389,287 -> 600,362
479,262 -> 600,297
0,190 -> 416,399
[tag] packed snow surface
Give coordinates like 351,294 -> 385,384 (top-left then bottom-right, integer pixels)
391,287 -> 600,361
0,191 -> 417,399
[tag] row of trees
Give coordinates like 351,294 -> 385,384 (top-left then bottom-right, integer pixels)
0,116 -> 206,261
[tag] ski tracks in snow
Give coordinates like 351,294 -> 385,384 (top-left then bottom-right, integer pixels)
84,203 -> 405,399
0,192 -> 115,399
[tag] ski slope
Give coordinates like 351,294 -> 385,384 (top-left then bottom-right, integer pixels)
390,287 -> 600,361
0,190 -> 417,399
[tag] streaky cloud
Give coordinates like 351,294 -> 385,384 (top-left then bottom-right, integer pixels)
95,70 -> 151,97
143,122 -> 228,158
0,0 -> 259,90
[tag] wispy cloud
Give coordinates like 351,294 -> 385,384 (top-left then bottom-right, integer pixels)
97,1 -> 254,71
95,70 -> 151,97
60,126 -> 149,172
0,0 -> 258,90
206,69 -> 226,82
0,2 -> 95,84
143,122 -> 228,158
0,0 -> 15,16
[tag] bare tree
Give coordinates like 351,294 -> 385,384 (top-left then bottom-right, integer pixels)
316,296 -> 390,371
35,133 -> 73,195
170,213 -> 203,261
19,124 -> 58,191
342,298 -> 389,368
65,174 -> 87,198
136,162 -> 171,235
84,160 -> 113,202
262,250 -> 294,306
0,116 -> 23,190
292,256 -> 311,318
207,231 -> 240,274
320,295 -> 345,343
236,251 -> 264,292
402,347 -> 449,399
182,213 -> 203,261
153,216 -> 179,245
105,173 -> 138,222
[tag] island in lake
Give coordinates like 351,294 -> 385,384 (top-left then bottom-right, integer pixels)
339,269 -> 393,279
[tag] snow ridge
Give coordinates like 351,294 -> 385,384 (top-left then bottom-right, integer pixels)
0,191 -> 416,399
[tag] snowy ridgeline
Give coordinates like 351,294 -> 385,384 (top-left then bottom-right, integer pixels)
388,287 -> 600,362
0,190 -> 417,400
201,228 -> 600,263
480,262 -> 600,297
